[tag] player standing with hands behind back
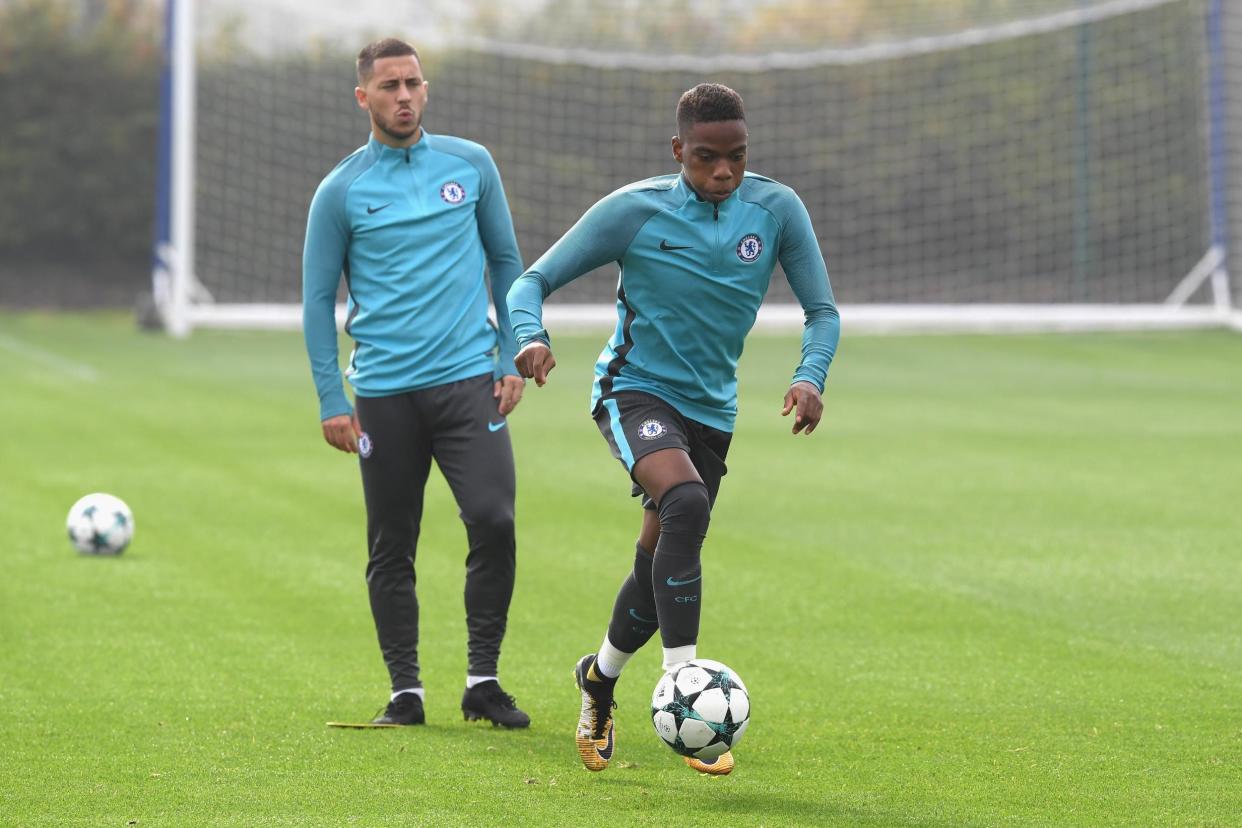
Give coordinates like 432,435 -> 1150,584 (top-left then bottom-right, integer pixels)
507,83 -> 840,774
302,38 -> 529,729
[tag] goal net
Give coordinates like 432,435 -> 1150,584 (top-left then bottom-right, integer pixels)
155,0 -> 1235,333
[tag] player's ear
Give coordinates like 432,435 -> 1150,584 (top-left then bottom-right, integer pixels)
671,135 -> 683,164
355,86 -> 368,111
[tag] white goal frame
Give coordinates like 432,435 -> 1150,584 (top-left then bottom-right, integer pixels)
154,0 -> 1240,336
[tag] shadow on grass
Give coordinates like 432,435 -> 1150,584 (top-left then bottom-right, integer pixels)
571,772 -> 983,828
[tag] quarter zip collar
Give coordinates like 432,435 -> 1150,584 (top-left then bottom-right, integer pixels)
677,173 -> 740,220
367,129 -> 432,163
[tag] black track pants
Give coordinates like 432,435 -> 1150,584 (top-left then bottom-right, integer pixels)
354,373 -> 516,691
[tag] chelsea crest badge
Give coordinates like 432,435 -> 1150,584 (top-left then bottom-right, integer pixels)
736,233 -> 763,262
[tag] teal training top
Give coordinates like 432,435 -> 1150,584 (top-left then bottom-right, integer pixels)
302,132 -> 523,421
507,172 -> 840,432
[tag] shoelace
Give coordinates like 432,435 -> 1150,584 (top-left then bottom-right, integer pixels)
482,686 -> 518,710
377,695 -> 418,719
589,699 -> 618,740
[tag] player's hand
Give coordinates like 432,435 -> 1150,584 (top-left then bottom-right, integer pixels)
514,342 -> 556,387
322,413 -> 362,453
494,375 -> 526,415
781,381 -> 823,435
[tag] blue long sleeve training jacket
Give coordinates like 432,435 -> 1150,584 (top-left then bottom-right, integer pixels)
303,132 -> 523,421
507,172 -> 840,432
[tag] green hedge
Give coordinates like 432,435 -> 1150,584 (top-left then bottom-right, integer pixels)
0,1 -> 159,263
0,1 -> 1212,306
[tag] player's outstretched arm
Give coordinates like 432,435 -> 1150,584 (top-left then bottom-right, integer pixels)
507,188 -> 645,372
514,342 -> 556,387
781,381 -> 823,435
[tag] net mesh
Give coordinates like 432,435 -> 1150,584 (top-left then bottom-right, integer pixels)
191,0 -> 1213,308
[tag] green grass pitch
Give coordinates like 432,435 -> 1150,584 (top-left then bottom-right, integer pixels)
1,312 -> 1240,826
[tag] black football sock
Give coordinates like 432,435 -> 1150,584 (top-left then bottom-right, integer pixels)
651,481 -> 710,660
604,542 -> 659,655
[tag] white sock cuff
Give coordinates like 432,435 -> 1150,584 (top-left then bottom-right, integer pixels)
391,687 -> 425,702
465,675 -> 498,689
595,637 -> 635,679
662,645 -> 697,672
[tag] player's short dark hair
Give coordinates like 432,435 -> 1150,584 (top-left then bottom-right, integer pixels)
357,38 -> 420,85
676,83 -> 746,135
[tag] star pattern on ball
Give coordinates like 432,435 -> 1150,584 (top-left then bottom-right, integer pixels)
704,667 -> 737,692
664,684 -> 693,720
706,712 -> 745,740
652,661 -> 750,758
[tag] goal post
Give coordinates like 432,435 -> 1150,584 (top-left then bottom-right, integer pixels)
153,0 -> 1240,335
152,0 -> 195,337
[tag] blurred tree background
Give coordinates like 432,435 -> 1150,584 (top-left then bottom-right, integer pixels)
0,0 -> 1220,308
0,0 -> 160,306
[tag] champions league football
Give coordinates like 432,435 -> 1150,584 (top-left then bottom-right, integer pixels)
66,493 -> 134,556
651,659 -> 751,760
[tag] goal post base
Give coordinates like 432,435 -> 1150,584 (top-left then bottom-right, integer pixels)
182,303 -> 1241,334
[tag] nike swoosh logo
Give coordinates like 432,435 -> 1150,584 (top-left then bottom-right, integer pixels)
367,203 -> 392,215
628,608 -> 657,624
488,420 -> 507,432
666,574 -> 702,587
598,723 -> 615,761
659,240 -> 693,251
